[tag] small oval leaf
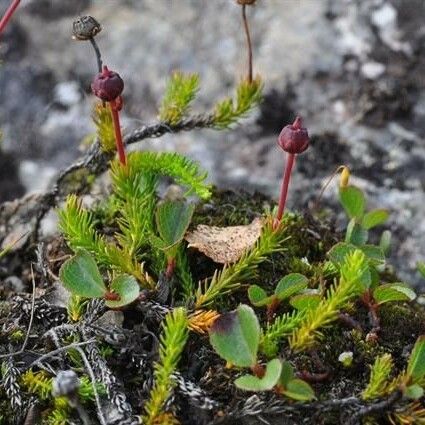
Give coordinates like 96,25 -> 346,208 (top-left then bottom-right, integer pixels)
156,200 -> 195,248
339,186 -> 366,220
345,219 -> 368,246
279,361 -> 295,387
283,378 -> 316,401
59,250 -> 107,298
373,283 -> 416,305
407,336 -> 425,382
290,293 -> 321,311
209,304 -> 260,368
362,209 -> 389,230
248,285 -> 270,307
275,273 -> 308,301
105,274 -> 140,308
235,359 -> 282,391
404,384 -> 424,400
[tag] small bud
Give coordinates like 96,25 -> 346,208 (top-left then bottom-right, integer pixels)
340,166 -> 350,188
338,351 -> 353,367
91,66 -> 124,102
277,116 -> 309,155
72,15 -> 102,41
237,0 -> 257,5
52,370 -> 80,398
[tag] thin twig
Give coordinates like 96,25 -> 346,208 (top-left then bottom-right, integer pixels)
74,346 -> 107,425
241,4 -> 253,83
26,339 -> 96,369
89,37 -> 103,73
347,391 -> 402,425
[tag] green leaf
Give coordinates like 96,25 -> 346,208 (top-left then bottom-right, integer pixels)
275,273 -> 309,301
373,283 -> 416,305
328,243 -> 372,289
345,219 -> 368,246
283,379 -> 316,401
156,201 -> 195,249
328,242 -> 357,266
380,230 -> 392,256
407,336 -> 425,382
290,293 -> 321,311
105,274 -> 140,308
209,304 -> 260,367
235,359 -> 282,391
418,261 -> 425,279
362,209 -> 389,230
360,245 -> 386,267
339,186 -> 366,220
59,250 -> 107,298
279,361 -> 294,387
159,72 -> 200,125
248,285 -> 271,307
404,384 -> 424,400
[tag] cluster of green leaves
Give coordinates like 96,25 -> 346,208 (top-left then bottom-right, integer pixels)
159,72 -> 200,125
213,77 -> 263,129
362,337 -> 425,401
248,273 -> 309,316
60,249 -> 140,307
339,184 -> 390,247
143,307 -> 189,425
158,71 -> 263,129
59,151 -> 211,300
20,370 -> 104,424
209,305 -> 315,400
290,249 -> 369,351
92,102 -> 115,152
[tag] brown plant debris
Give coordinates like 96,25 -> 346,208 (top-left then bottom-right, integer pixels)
185,218 -> 263,264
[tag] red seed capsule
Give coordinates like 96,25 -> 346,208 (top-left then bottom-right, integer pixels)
277,116 -> 309,155
91,66 -> 124,102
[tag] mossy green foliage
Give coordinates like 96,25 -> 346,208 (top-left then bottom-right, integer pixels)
158,71 -> 263,130
59,151 -> 211,289
159,72 -> 200,125
20,370 -> 104,424
213,77 -> 263,129
144,307 -> 189,425
92,102 -> 115,152
290,250 -> 369,351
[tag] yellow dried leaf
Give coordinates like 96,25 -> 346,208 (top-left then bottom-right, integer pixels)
185,218 -> 263,264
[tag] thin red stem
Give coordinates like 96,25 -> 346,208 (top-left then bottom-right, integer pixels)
109,99 -> 126,166
241,4 -> 253,83
275,153 -> 295,222
0,0 -> 20,35
165,258 -> 176,280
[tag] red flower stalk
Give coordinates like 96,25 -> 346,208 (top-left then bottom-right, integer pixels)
275,117 -> 309,225
0,0 -> 21,35
91,66 -> 126,166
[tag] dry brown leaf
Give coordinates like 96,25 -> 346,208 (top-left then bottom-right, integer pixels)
185,218 -> 263,264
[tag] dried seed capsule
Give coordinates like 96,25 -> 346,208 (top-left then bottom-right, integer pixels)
277,116 -> 309,155
237,0 -> 257,5
91,66 -> 124,102
72,15 -> 102,41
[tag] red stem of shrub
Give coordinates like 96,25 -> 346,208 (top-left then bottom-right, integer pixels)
241,4 -> 253,83
0,0 -> 20,35
165,258 -> 176,280
275,153 -> 295,223
109,99 -> 127,166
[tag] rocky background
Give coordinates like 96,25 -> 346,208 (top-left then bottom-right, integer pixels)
0,0 -> 424,286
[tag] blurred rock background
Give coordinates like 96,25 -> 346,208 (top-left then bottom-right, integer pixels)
0,0 -> 424,286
